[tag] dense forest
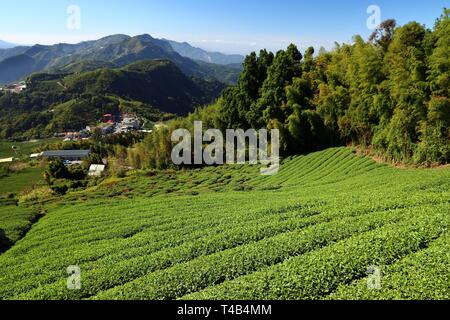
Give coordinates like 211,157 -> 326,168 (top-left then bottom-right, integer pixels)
220,10 -> 449,164
129,10 -> 449,168
0,60 -> 224,138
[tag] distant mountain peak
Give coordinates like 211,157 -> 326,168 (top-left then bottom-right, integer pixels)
99,34 -> 130,40
166,40 -> 244,65
135,34 -> 155,41
0,34 -> 243,85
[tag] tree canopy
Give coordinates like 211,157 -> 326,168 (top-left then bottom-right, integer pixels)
216,9 -> 450,164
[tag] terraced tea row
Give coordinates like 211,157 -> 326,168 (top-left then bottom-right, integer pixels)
0,147 -> 448,300
328,234 -> 450,300
183,205 -> 449,300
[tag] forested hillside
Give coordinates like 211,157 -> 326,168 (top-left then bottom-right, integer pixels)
0,60 -> 224,139
64,59 -> 225,115
125,10 -> 449,170
217,11 -> 449,164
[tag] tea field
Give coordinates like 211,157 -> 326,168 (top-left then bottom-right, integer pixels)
0,139 -> 60,159
0,147 -> 448,300
0,166 -> 44,196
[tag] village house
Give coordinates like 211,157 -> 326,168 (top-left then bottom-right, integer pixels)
0,157 -> 14,164
115,114 -> 141,133
102,114 -> 115,124
88,164 -> 106,177
63,130 -> 90,142
0,82 -> 27,94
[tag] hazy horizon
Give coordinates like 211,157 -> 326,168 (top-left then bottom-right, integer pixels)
0,0 -> 448,55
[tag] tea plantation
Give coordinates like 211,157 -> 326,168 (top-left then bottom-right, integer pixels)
0,147 -> 448,300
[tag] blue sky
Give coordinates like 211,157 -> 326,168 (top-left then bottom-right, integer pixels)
0,0 -> 447,54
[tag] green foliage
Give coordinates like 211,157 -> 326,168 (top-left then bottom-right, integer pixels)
0,139 -> 60,159
51,184 -> 68,196
184,207 -> 448,300
47,160 -> 88,182
48,159 -> 69,180
0,59 -> 223,139
329,234 -> 450,300
82,153 -> 103,169
17,186 -> 53,205
0,166 -> 44,196
0,164 -> 11,179
130,127 -> 174,170
216,10 -> 450,164
67,165 -> 88,181
0,205 -> 43,247
0,148 -> 448,299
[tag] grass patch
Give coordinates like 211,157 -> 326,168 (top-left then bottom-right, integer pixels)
0,138 -> 61,159
0,166 -> 44,196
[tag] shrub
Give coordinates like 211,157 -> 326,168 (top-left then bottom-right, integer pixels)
69,180 -> 87,190
48,159 -> 69,179
68,165 -> 87,181
18,186 -> 54,204
51,184 -> 68,196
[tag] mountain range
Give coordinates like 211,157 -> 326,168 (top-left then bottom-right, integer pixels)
165,40 -> 244,65
0,35 -> 244,138
0,35 -> 244,85
0,40 -> 16,49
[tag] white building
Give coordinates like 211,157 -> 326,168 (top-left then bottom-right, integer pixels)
30,153 -> 43,159
88,164 -> 106,177
0,157 -> 14,164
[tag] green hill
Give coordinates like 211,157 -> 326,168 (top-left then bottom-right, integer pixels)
0,54 -> 35,83
63,59 -> 225,115
0,147 -> 448,300
0,59 -> 226,138
53,60 -> 118,74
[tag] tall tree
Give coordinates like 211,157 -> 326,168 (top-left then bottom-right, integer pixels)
255,44 -> 303,126
376,22 -> 429,161
369,19 -> 397,51
417,9 -> 450,164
